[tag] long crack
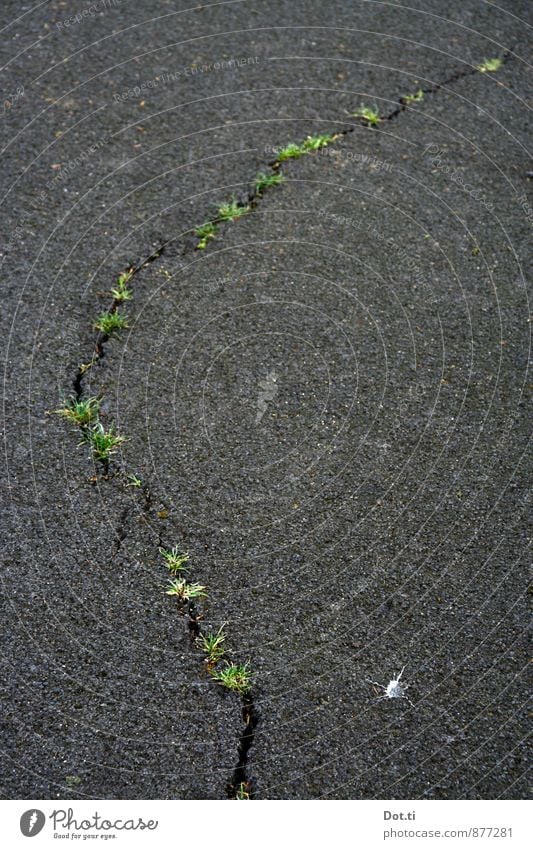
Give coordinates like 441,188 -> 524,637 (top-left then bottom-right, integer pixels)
227,692 -> 260,799
61,53 -> 514,799
72,240 -> 166,403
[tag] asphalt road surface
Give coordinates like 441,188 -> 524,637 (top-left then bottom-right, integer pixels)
1,0 -> 531,799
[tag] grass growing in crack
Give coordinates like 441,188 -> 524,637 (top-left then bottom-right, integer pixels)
477,57 -> 503,73
80,422 -> 126,461
110,270 -> 133,302
402,89 -> 424,105
198,624 -> 227,667
54,396 -> 100,426
277,142 -> 303,161
300,133 -> 337,152
93,311 -> 129,334
160,545 -> 190,575
351,105 -> 381,126
235,782 -> 251,799
195,221 -> 217,249
165,578 -> 206,601
254,172 -> 285,194
276,134 -> 337,163
211,662 -> 252,694
217,199 -> 250,221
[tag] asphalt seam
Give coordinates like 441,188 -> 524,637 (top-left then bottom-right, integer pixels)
72,241 -> 166,409
58,48 -> 515,800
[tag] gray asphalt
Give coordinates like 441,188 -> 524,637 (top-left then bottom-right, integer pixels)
1,0 -> 531,799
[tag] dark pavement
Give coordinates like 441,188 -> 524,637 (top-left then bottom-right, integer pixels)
1,0 -> 530,799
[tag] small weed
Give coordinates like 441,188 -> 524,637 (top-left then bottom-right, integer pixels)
54,396 -> 100,426
402,89 -> 424,105
254,172 -> 285,194
81,422 -> 126,461
165,578 -> 207,601
125,473 -> 142,487
198,624 -> 227,666
301,133 -> 336,152
211,662 -> 252,694
477,57 -> 503,73
110,270 -> 133,302
235,782 -> 251,799
65,775 -> 82,788
352,105 -> 381,126
195,221 -> 217,249
93,311 -> 129,334
217,199 -> 250,221
276,134 -> 337,163
277,142 -> 304,161
159,545 -> 190,575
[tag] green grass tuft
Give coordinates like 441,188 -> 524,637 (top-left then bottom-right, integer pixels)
477,57 -> 503,73
277,142 -> 304,161
198,624 -> 227,666
254,172 -> 285,194
300,133 -> 336,152
210,661 -> 252,694
54,396 -> 100,426
165,578 -> 207,601
195,221 -> 217,249
351,105 -> 381,126
93,311 -> 129,334
110,270 -> 134,302
402,89 -> 424,105
217,199 -> 250,221
235,782 -> 251,799
276,134 -> 337,163
80,422 -> 126,461
159,545 -> 190,575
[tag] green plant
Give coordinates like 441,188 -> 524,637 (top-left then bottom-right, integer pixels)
211,662 -> 252,694
254,172 -> 285,194
198,624 -> 227,666
93,310 -> 129,334
195,221 -> 217,249
80,422 -> 126,461
110,270 -> 133,302
235,782 -> 251,799
402,89 -> 424,105
160,545 -> 190,574
165,578 -> 207,601
276,142 -> 304,161
276,134 -> 337,163
217,199 -> 250,221
351,105 -> 381,126
301,133 -> 336,152
477,57 -> 503,73
125,473 -> 142,487
54,396 -> 100,426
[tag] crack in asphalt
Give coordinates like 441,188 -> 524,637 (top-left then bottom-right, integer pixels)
227,692 -> 260,799
61,52 -> 514,799
72,241 -> 166,405
385,46 -> 515,121
155,531 -> 259,800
